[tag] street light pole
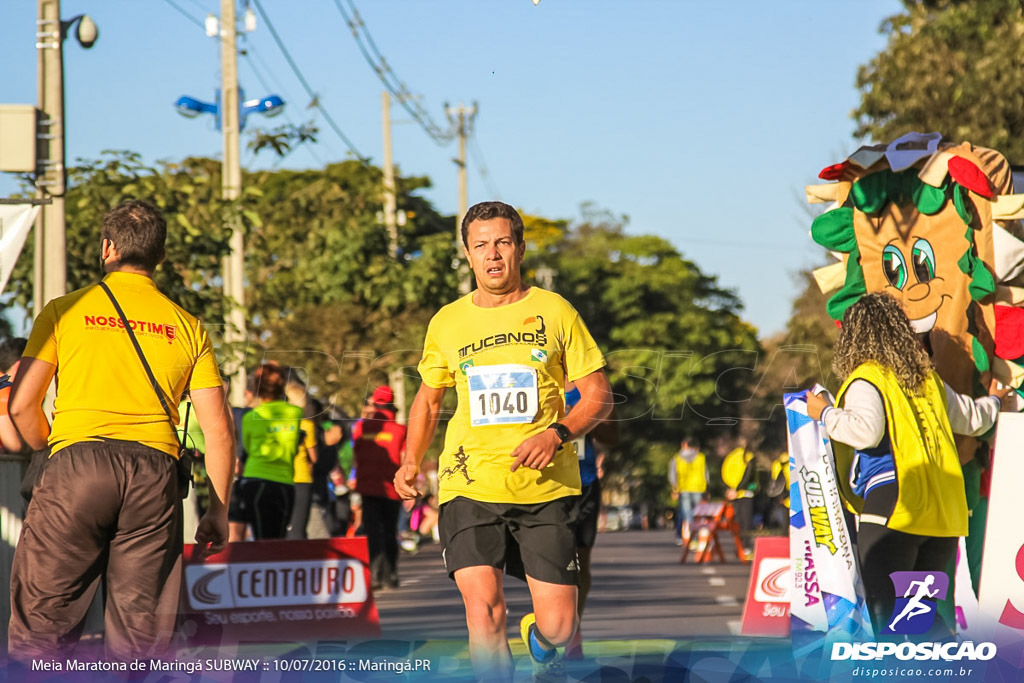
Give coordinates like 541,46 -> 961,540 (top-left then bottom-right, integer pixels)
220,0 -> 247,408
34,0 -> 66,315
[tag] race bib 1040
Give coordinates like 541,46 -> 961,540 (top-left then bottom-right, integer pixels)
467,364 -> 540,426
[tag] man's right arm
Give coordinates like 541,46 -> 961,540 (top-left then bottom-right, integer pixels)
191,385 -> 236,558
9,358 -> 57,452
393,383 -> 445,500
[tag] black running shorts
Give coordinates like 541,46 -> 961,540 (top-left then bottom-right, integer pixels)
438,496 -> 579,585
570,480 -> 601,549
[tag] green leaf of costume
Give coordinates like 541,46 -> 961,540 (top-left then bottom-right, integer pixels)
850,173 -> 888,214
811,207 -> 857,252
911,180 -> 946,215
826,247 -> 867,320
972,336 -> 990,373
953,185 -> 973,225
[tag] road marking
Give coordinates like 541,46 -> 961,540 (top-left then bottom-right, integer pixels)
715,595 -> 739,606
708,577 -> 726,587
727,620 -> 742,635
700,567 -> 716,575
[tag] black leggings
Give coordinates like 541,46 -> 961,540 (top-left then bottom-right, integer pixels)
857,484 -> 957,637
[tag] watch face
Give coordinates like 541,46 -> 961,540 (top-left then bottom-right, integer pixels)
551,423 -> 570,443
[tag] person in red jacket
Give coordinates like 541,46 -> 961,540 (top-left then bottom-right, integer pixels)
353,385 -> 407,590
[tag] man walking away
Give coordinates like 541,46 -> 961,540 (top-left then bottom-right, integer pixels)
8,200 -> 236,662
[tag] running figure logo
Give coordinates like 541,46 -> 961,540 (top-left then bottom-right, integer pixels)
440,446 -> 475,485
885,571 -> 949,635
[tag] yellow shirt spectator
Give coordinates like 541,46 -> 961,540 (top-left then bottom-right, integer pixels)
24,271 -> 222,458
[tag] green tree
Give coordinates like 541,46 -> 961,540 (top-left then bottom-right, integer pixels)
854,0 -> 1024,160
746,268 -> 840,455
7,152 -> 242,327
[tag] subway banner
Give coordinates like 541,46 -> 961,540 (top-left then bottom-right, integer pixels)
784,390 -> 872,654
181,537 -> 381,644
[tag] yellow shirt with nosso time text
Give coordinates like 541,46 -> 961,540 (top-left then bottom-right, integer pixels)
23,272 -> 222,458
418,287 -> 605,505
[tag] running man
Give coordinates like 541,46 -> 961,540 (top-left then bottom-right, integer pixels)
394,201 -> 612,681
889,574 -> 939,632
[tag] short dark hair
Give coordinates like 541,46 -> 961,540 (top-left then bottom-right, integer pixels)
101,200 -> 167,271
0,337 -> 27,372
461,201 -> 524,248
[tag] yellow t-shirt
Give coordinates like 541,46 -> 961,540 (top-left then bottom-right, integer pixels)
418,287 -> 606,505
293,418 -> 317,485
24,271 -> 222,458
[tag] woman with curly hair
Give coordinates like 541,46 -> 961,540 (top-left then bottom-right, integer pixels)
806,292 -> 1007,636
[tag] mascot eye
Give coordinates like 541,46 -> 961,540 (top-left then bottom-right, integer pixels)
911,238 -> 936,283
883,245 -> 908,289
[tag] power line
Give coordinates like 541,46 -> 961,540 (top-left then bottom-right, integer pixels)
159,0 -> 206,30
469,137 -> 501,200
250,0 -> 367,162
332,0 -> 456,145
180,0 -> 211,16
240,50 -> 330,167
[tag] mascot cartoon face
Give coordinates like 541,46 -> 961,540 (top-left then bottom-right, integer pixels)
807,136 -> 1016,400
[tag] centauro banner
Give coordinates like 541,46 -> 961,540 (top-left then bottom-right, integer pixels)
784,390 -> 872,653
180,537 -> 381,645
0,203 -> 39,297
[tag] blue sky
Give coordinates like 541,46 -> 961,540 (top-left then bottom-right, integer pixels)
0,0 -> 900,336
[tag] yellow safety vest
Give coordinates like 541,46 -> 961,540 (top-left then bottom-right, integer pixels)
722,447 -> 754,498
771,452 -> 790,507
673,452 -> 707,494
833,362 -> 967,537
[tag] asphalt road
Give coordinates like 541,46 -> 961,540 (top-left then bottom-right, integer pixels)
373,528 -> 756,643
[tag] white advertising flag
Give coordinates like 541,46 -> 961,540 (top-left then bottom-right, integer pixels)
0,204 -> 39,297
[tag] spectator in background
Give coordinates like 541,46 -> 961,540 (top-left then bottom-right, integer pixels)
238,362 -> 302,539
669,436 -> 708,546
353,385 -> 406,590
227,378 -> 252,542
722,438 -> 757,555
311,405 -> 351,538
0,337 -> 27,453
283,372 -> 321,540
767,451 -> 791,530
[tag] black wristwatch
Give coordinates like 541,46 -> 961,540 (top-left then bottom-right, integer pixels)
547,422 -> 572,444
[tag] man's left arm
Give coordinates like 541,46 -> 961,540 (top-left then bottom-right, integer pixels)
511,369 -> 613,471
9,358 -> 56,451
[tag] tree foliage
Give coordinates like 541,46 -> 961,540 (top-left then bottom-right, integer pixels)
7,152 -> 240,327
854,0 -> 1024,160
4,153 -> 459,385
746,268 -> 840,455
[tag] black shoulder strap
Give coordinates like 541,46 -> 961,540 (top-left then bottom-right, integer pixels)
98,281 -> 184,444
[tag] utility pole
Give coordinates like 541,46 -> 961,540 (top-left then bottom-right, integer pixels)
381,91 -> 398,259
34,0 -> 66,315
220,0 -> 247,408
380,91 -> 406,422
446,102 -> 476,292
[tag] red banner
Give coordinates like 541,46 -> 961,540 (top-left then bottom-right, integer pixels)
740,536 -> 791,637
181,537 -> 381,644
